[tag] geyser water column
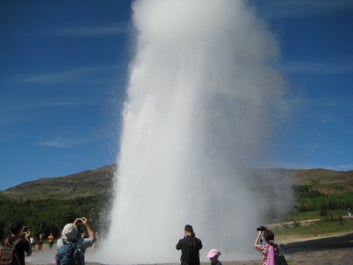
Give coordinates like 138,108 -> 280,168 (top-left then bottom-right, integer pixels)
101,0 -> 289,264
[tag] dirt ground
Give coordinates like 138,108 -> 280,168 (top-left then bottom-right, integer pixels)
225,232 -> 353,265
27,233 -> 353,265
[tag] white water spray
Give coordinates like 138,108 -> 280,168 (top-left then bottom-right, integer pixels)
99,0 -> 290,264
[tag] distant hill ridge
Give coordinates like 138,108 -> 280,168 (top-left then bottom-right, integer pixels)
1,165 -> 353,200
2,164 -> 116,200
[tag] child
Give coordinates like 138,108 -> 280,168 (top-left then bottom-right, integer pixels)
206,249 -> 222,265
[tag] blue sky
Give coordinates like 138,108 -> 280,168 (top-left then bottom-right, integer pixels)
1,0 -> 353,190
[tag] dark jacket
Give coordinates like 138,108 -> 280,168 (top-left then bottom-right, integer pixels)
176,234 -> 202,265
7,235 -> 32,265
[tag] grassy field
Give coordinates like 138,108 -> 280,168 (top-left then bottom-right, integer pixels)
293,209 -> 348,220
273,216 -> 353,238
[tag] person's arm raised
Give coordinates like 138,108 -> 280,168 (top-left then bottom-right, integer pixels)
81,217 -> 96,242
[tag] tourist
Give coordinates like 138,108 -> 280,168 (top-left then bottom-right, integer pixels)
3,221 -> 32,265
56,217 -> 96,265
30,236 -> 36,251
254,226 -> 280,265
38,233 -> 43,250
206,249 -> 222,265
47,232 -> 55,249
176,224 -> 203,265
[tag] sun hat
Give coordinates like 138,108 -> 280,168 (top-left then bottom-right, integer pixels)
207,249 -> 221,258
62,223 -> 78,240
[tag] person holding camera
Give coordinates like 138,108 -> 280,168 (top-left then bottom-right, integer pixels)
254,226 -> 279,265
4,221 -> 32,265
176,225 -> 203,265
56,217 -> 96,265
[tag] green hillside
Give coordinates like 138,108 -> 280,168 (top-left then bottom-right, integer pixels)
1,164 -> 116,200
0,166 -> 352,241
2,166 -> 353,200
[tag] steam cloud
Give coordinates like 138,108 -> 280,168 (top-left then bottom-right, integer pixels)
98,0 -> 292,263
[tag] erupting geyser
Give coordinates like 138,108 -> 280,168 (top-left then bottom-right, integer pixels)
99,0 -> 291,264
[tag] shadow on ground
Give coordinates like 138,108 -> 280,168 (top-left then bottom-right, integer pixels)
280,232 -> 353,252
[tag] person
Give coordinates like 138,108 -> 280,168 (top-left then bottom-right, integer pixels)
176,224 -> 203,265
4,221 -> 32,265
206,249 -> 222,265
348,208 -> 352,218
29,237 -> 36,251
254,226 -> 279,265
38,233 -> 43,250
56,217 -> 96,265
47,233 -> 55,249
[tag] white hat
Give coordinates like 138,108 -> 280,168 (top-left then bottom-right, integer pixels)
62,223 -> 78,240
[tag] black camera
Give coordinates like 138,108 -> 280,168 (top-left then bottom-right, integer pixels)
23,226 -> 28,232
256,225 -> 266,231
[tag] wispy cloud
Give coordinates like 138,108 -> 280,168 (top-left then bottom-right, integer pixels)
271,161 -> 316,170
328,164 -> 353,171
44,23 -> 129,37
18,65 -> 115,84
37,137 -> 91,148
0,96 -> 93,130
282,61 -> 353,75
304,96 -> 353,110
272,161 -> 353,171
259,0 -> 353,19
0,131 -> 94,149
1,98 -> 83,113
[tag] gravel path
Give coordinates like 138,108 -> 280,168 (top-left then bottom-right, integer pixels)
27,233 -> 353,265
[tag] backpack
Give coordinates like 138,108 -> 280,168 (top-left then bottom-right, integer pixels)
0,238 -> 22,265
275,254 -> 288,265
273,244 -> 288,265
55,240 -> 84,265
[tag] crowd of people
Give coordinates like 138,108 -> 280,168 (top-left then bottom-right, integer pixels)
0,217 -> 97,265
174,224 -> 286,265
1,220 -> 285,265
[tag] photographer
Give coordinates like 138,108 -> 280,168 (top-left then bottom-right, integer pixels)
176,224 -> 203,265
253,226 -> 278,265
5,221 -> 32,265
56,217 -> 96,265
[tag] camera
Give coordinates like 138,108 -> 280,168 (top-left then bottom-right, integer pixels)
77,217 -> 83,222
256,225 -> 266,231
23,226 -> 28,232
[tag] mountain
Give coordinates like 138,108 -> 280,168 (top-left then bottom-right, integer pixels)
1,164 -> 116,200
277,168 -> 353,194
1,165 -> 353,200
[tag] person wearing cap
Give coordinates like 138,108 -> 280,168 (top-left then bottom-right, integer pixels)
4,221 -> 32,265
206,249 -> 222,265
56,217 -> 96,265
176,224 -> 203,265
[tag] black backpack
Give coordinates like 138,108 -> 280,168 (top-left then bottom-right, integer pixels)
0,238 -> 22,265
274,244 -> 288,265
275,254 -> 288,265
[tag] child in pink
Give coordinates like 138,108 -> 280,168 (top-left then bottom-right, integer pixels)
206,249 -> 222,265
